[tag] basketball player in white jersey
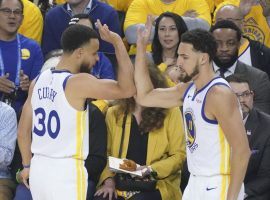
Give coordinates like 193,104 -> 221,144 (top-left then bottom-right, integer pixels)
17,23 -> 135,200
134,16 -> 250,200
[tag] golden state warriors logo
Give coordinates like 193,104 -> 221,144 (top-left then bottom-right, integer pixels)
21,49 -> 30,60
184,110 -> 198,153
243,18 -> 265,44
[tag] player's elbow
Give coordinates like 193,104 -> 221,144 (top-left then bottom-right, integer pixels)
121,85 -> 136,98
135,95 -> 150,107
237,144 -> 251,164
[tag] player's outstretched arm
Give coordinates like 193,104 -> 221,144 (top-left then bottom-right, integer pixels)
97,19 -> 135,98
134,16 -> 184,108
69,20 -> 136,100
208,86 -> 251,200
17,80 -> 35,188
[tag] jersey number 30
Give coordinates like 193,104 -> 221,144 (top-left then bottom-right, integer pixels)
33,107 -> 61,139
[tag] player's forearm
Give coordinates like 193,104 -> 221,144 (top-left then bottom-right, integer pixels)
134,44 -> 154,105
113,38 -> 136,97
125,24 -> 155,44
18,132 -> 32,166
17,111 -> 32,166
227,148 -> 250,200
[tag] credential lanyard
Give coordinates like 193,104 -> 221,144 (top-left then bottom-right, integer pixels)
0,34 -> 22,89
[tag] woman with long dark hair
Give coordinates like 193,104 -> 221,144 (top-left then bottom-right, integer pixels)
94,62 -> 186,200
152,12 -> 188,85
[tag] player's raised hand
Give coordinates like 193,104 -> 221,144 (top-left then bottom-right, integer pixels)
96,19 -> 121,44
136,15 -> 154,48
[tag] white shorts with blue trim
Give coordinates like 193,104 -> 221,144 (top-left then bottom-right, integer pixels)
183,174 -> 244,200
29,154 -> 87,200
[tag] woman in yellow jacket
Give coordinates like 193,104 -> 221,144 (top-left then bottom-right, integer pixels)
94,64 -> 186,200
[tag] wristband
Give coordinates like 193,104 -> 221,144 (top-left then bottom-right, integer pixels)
23,164 -> 30,168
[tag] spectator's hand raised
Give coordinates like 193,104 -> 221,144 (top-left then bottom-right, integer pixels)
136,15 -> 154,48
20,70 -> 30,91
0,73 -> 15,93
183,9 -> 198,18
260,0 -> 270,17
96,19 -> 121,45
240,0 -> 259,17
94,178 -> 117,200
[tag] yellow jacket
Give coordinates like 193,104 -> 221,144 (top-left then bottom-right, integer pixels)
19,0 -> 43,44
100,106 -> 186,200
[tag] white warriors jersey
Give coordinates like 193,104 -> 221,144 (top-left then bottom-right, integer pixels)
183,77 -> 231,176
31,69 -> 89,160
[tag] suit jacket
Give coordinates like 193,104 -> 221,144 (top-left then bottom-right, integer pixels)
235,61 -> 270,114
99,106 -> 186,200
244,108 -> 270,200
248,37 -> 270,78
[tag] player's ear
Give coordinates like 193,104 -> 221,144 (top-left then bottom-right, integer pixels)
73,47 -> 84,59
200,52 -> 208,66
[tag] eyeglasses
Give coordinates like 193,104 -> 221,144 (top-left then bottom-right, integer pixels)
0,8 -> 23,17
235,90 -> 253,98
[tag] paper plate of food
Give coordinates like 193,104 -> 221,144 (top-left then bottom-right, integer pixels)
108,156 -> 143,177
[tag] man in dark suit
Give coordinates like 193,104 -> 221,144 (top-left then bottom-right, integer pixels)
210,20 -> 270,114
227,74 -> 270,200
214,4 -> 270,78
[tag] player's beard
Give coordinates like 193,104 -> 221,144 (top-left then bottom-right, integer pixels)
80,63 -> 90,73
179,64 -> 199,83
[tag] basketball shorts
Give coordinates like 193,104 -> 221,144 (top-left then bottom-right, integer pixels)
183,174 -> 244,200
29,154 -> 87,200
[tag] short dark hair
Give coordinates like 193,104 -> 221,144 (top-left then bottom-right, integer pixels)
226,74 -> 251,88
181,29 -> 217,61
210,20 -> 242,41
0,0 -> 24,11
152,12 -> 188,65
61,24 -> 99,53
69,13 -> 95,28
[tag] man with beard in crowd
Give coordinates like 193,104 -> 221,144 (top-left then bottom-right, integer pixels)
134,16 -> 250,200
210,20 -> 270,114
227,74 -> 270,200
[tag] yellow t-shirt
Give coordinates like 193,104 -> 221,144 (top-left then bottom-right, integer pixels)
214,0 -> 270,47
18,0 -> 43,44
107,0 -> 134,11
124,0 -> 211,31
205,0 -> 225,13
124,0 -> 211,54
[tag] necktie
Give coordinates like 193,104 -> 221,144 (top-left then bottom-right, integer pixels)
219,68 -> 227,78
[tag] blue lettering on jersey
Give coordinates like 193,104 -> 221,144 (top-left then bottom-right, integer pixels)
184,111 -> 198,153
33,107 -> 61,139
37,87 -> 57,102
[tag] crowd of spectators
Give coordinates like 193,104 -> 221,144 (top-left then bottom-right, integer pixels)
1,0 -> 270,199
